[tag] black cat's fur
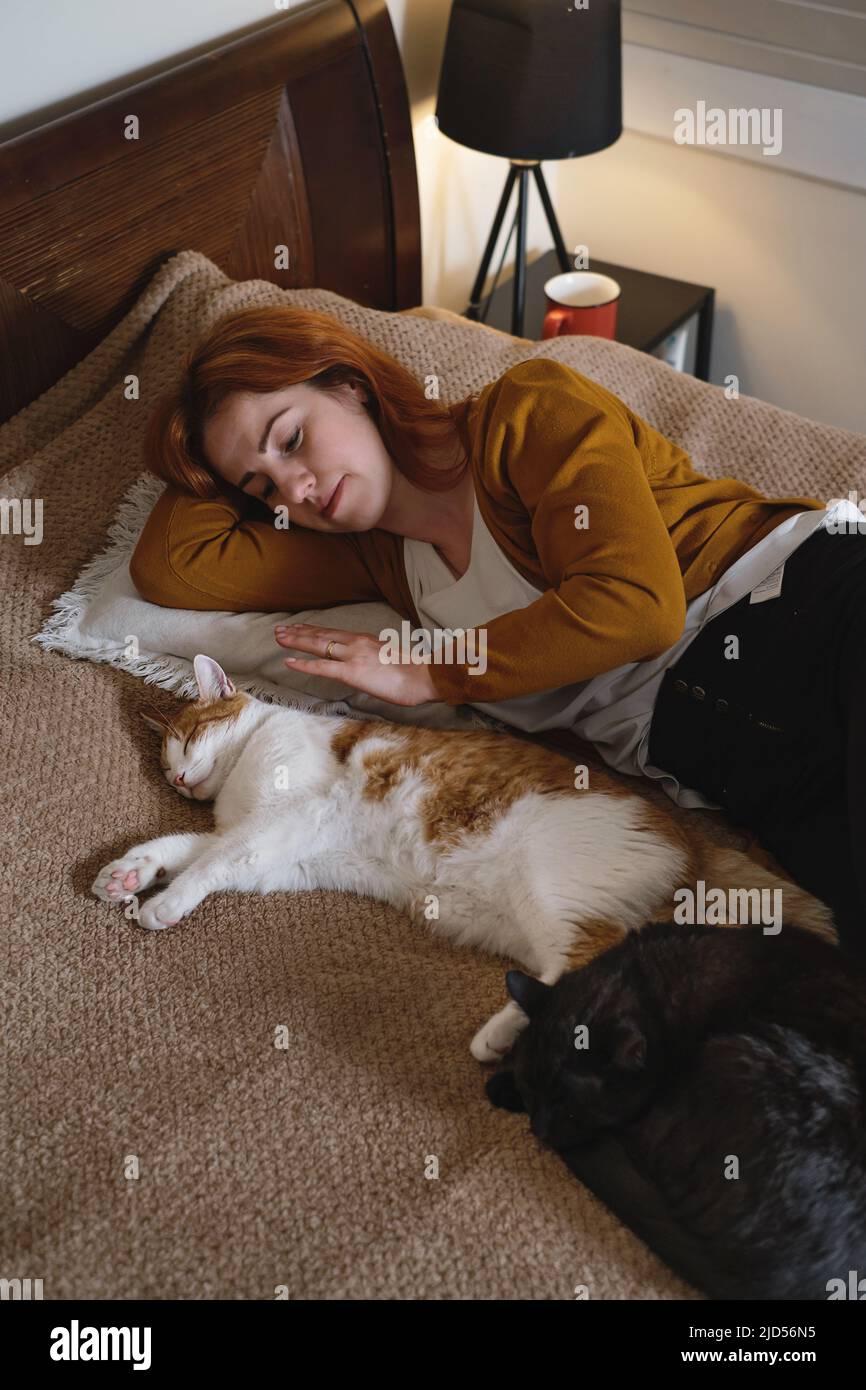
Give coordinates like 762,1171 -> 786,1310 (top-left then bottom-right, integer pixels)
486,920 -> 866,1300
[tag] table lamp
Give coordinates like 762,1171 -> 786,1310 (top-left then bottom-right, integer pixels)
434,0 -> 623,337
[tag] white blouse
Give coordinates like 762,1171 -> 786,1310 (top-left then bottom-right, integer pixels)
403,495 -> 864,811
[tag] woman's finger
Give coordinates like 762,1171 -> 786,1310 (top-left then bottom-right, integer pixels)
274,622 -> 376,643
280,647 -> 432,706
283,655 -> 344,676
274,627 -> 347,656
274,622 -> 378,653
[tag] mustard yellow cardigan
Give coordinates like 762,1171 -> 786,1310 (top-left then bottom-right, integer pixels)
130,359 -> 824,704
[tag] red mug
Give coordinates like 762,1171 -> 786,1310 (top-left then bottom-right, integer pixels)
542,271 -> 621,340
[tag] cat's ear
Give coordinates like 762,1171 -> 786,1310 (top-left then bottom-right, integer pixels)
193,654 -> 237,703
506,969 -> 552,1018
140,703 -> 173,736
611,1024 -> 648,1072
485,1069 -> 527,1113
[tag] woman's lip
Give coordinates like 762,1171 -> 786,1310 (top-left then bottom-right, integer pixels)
321,475 -> 345,519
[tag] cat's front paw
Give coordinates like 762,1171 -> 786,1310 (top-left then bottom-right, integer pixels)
470,1027 -> 510,1064
137,889 -> 190,931
470,1002 -> 530,1063
92,853 -> 166,903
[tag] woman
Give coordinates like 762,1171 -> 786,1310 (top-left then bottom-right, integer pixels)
131,305 -> 866,955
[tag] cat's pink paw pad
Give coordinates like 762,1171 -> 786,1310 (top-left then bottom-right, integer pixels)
92,853 -> 159,904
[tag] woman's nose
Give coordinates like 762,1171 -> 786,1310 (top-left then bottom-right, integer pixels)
275,463 -> 317,505
288,477 -> 317,505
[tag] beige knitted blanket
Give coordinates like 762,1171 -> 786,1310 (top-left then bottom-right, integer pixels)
2,250 -> 864,1300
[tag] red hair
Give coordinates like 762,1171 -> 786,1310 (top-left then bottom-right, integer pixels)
143,305 -> 474,508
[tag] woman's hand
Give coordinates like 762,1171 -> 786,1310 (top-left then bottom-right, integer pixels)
274,623 -> 441,707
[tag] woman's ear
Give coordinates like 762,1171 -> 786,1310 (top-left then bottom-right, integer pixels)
485,1069 -> 527,1113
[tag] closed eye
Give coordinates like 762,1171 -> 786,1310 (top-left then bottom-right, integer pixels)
261,427 -> 302,501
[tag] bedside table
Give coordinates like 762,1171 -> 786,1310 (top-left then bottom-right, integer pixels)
466,248 -> 715,382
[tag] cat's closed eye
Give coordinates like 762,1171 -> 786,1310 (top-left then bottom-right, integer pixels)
562,1062 -> 603,1089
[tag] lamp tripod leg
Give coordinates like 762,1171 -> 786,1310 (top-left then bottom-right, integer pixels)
533,164 -> 572,273
512,167 -> 530,337
464,160 -> 572,336
464,165 -> 519,320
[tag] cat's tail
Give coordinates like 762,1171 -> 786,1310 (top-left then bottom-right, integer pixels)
695,841 -> 838,944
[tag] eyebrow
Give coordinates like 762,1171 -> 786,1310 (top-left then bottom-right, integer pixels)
237,406 -> 293,491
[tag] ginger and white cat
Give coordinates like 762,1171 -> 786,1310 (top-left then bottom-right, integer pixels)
92,655 -> 835,1061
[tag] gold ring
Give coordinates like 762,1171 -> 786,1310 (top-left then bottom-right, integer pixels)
326,640 -> 336,660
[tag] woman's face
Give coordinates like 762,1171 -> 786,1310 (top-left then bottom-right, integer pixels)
201,380 -> 395,532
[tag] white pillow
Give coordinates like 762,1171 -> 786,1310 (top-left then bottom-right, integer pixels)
33,471 -> 482,731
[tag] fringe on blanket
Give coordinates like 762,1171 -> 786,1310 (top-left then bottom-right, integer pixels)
29,472 -> 369,719
30,470 -> 499,732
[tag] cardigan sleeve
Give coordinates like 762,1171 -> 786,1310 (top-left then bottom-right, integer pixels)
426,365 -> 688,704
129,484 -> 384,612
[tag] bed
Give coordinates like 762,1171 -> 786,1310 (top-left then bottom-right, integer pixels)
0,0 -> 421,425
3,0 -> 864,1302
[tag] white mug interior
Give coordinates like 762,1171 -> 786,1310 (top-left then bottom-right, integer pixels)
544,271 -> 621,308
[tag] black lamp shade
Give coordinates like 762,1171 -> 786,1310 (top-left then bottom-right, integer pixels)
435,0 -> 622,161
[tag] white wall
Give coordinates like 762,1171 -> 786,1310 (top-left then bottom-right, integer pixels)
549,123 -> 866,441
0,0 -> 280,136
397,2 -> 866,436
2,0 -> 864,434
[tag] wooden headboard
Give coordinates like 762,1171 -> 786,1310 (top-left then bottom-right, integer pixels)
0,0 -> 422,425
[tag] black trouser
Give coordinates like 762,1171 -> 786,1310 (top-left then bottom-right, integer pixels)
648,525 -> 866,959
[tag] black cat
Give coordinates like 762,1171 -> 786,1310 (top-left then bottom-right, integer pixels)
486,920 -> 866,1301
